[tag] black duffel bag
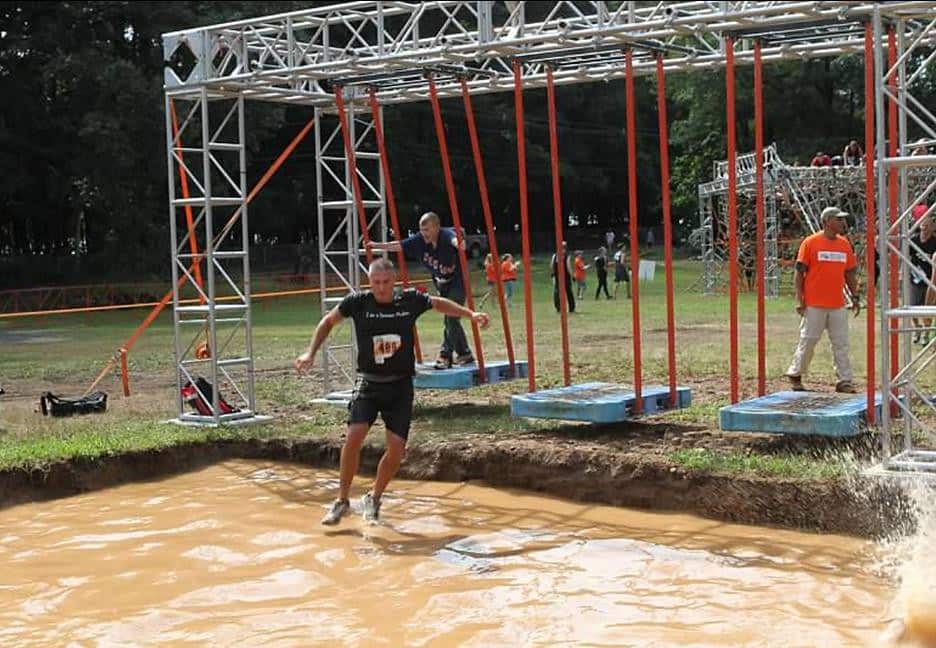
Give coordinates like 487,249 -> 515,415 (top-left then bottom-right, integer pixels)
40,391 -> 108,417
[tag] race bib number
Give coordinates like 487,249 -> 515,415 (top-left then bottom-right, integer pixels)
817,251 -> 847,263
372,334 -> 402,364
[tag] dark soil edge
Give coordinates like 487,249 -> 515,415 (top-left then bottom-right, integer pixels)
0,437 -> 913,538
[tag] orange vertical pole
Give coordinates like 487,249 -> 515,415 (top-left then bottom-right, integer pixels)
460,78 -> 516,375
546,67 -> 572,387
726,36 -> 740,404
119,347 -> 130,397
514,61 -> 536,393
333,86 -> 374,266
168,99 -> 205,301
656,55 -> 678,407
625,49 -> 643,412
754,41 -> 767,397
427,76 -> 487,380
368,89 -> 423,363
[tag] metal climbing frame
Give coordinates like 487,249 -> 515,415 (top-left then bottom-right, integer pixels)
164,92 -> 260,425
699,153 -> 933,298
699,145 -> 781,297
873,7 -> 936,472
163,2 -> 936,469
314,96 -> 387,397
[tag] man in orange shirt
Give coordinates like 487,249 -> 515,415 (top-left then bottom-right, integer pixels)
785,206 -> 861,393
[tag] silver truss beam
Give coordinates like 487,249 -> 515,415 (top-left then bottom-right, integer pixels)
164,2 -> 936,108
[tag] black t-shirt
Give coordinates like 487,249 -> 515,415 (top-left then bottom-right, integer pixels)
338,289 -> 433,377
594,256 -> 608,275
910,234 -> 936,284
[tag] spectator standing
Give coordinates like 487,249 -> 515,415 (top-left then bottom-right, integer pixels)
785,206 -> 860,393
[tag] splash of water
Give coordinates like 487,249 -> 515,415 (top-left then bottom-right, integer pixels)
876,478 -> 936,647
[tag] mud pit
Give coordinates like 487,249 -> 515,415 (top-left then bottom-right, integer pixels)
0,460 -> 912,646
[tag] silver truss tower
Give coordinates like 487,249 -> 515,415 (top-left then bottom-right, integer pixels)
873,7 -> 936,473
698,145 -> 781,297
162,1 -> 936,471
164,92 -> 263,426
314,93 -> 387,398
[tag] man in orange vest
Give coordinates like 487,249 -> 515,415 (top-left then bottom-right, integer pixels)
785,206 -> 861,393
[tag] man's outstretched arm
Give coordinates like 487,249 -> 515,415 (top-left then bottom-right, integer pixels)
430,296 -> 490,329
295,306 -> 345,374
367,240 -> 403,252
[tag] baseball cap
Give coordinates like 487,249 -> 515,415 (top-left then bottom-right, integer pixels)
821,206 -> 850,221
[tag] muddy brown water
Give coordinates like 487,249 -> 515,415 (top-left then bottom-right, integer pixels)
0,460 -> 928,646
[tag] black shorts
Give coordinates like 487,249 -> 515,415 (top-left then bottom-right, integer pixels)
615,266 -> 629,282
347,377 -> 414,441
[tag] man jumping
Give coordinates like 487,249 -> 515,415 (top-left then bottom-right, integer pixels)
295,258 -> 490,525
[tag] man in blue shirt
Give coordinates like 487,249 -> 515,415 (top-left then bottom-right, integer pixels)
369,211 -> 474,369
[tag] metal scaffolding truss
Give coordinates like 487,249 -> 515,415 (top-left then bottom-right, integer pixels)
314,94 -> 387,397
873,6 -> 936,473
696,150 -> 936,297
698,145 -> 781,297
162,1 -> 936,475
163,1 -> 936,107
164,92 -> 263,426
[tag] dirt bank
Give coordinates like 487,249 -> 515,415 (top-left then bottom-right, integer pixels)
0,435 -> 915,538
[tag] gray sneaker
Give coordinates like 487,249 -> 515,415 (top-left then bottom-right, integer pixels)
361,493 -> 381,524
321,499 -> 350,526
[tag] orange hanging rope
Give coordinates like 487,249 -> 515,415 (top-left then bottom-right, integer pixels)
333,86 -> 374,266
513,61 -> 536,393
169,99 -> 206,301
625,49 -> 643,412
427,75 -> 487,380
368,89 -> 423,363
655,55 -> 678,408
460,78 -> 516,375
545,66 -> 572,387
726,36 -> 740,404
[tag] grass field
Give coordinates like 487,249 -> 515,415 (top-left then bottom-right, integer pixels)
0,251 -> 931,476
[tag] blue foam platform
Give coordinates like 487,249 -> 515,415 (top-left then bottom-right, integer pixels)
718,391 -> 882,437
414,360 -> 528,390
510,382 -> 692,423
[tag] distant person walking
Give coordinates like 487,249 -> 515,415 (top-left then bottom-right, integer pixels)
613,244 -> 631,299
594,247 -> 611,299
605,228 -> 616,252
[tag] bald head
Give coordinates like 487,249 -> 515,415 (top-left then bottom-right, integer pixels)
419,212 -> 440,227
418,211 -> 442,244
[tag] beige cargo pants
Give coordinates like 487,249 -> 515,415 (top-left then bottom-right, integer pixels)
786,306 -> 854,382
